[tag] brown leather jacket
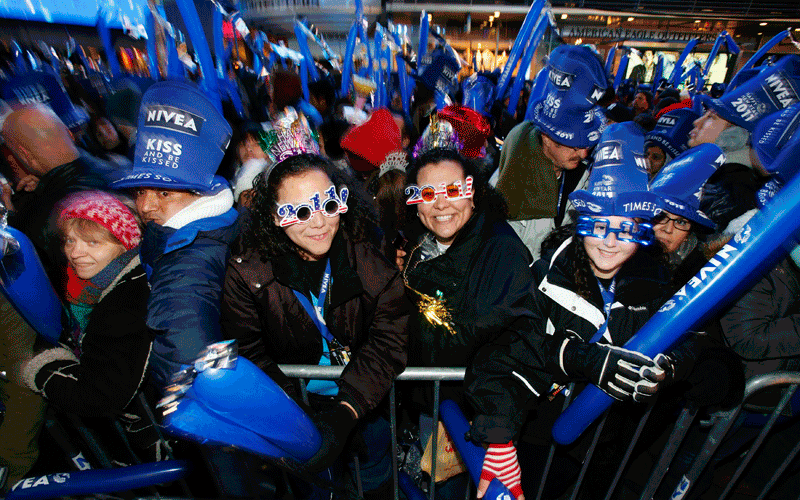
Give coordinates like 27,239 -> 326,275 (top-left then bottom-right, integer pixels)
220,232 -> 411,417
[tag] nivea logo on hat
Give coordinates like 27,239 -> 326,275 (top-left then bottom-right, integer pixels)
10,83 -> 49,105
145,105 -> 204,136
549,67 -> 575,89
763,73 -> 799,109
657,115 -> 677,128
594,141 -> 623,165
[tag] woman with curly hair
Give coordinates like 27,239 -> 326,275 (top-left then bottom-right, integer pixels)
464,123 -> 672,499
221,153 -> 411,499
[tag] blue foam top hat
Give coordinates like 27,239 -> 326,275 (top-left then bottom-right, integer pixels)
1,71 -> 89,130
112,81 -> 232,193
698,55 -> 800,132
462,72 -> 496,118
649,143 -> 726,229
415,48 -> 460,99
529,45 -> 609,148
645,108 -> 700,159
570,122 -> 661,219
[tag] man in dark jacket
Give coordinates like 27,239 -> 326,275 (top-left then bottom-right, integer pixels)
111,81 -> 239,391
2,104 -> 115,281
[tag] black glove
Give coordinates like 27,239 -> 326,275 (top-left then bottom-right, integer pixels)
303,402 -> 358,473
561,339 -> 664,402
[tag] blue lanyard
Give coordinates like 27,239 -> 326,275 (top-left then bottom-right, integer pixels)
589,277 -> 616,343
292,259 -> 335,343
557,174 -> 565,218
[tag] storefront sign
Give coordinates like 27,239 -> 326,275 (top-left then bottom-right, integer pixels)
562,26 -> 717,43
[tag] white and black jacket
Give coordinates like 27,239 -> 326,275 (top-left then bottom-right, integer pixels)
465,237 -> 670,444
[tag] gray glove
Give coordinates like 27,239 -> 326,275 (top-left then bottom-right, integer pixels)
561,339 -> 665,402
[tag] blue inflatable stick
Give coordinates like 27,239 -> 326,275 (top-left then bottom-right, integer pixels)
670,38 -> 700,87
439,400 -> 514,500
392,29 -> 411,116
174,0 -> 222,112
399,471 -> 428,500
614,50 -> 630,91
0,227 -> 62,345
495,0 -> 545,105
96,9 -> 121,78
733,29 -> 789,81
703,32 -> 727,77
339,22 -> 359,99
145,8 -> 159,79
605,46 -> 617,76
5,460 -> 188,500
418,10 -> 430,67
553,154 -> 800,445
507,12 -> 549,115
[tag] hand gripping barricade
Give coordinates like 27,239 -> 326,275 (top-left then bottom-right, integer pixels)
158,341 -> 336,490
0,210 -> 62,345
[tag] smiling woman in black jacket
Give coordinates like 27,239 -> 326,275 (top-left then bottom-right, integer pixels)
403,148 -> 535,383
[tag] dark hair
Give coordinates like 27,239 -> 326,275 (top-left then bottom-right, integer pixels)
366,168 -> 407,250
244,154 -> 379,260
634,113 -> 657,132
540,222 -> 597,301
309,78 -> 336,113
406,148 -> 508,218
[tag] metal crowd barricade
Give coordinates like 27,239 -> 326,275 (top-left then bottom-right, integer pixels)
23,367 -> 798,499
280,365 -> 800,500
280,364 -> 465,500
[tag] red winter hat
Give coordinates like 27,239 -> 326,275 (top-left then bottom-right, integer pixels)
59,191 -> 142,250
341,108 -> 403,172
438,104 -> 491,158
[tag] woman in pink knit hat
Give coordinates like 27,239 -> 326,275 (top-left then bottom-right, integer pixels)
18,191 -> 153,420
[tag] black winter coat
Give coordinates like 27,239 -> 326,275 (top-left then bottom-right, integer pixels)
465,237 -> 670,444
22,257 -> 152,417
221,232 -> 411,417
405,210 -> 535,369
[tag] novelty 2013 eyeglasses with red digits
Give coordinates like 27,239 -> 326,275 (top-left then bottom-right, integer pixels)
405,176 -> 474,205
276,185 -> 349,227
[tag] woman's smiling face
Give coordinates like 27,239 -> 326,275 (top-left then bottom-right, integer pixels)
415,160 -> 474,245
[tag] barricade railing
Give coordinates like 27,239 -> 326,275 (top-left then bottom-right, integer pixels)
16,367 -> 799,499
280,365 -> 800,500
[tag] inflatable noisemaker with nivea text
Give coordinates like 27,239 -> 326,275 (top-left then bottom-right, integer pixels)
159,341 -> 339,490
0,210 -> 62,345
552,127 -> 800,445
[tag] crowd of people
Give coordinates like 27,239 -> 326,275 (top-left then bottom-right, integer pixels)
0,31 -> 799,500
